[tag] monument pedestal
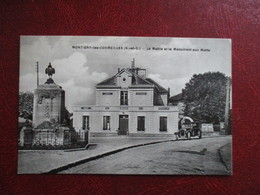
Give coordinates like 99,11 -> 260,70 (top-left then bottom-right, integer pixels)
33,127 -> 71,147
33,80 -> 66,128
31,79 -> 73,147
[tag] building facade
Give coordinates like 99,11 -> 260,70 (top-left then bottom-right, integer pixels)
168,93 -> 185,119
73,62 -> 179,137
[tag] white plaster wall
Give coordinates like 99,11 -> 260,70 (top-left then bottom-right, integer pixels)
128,111 -> 178,134
116,72 -> 132,88
149,112 -> 178,134
129,89 -> 153,106
74,111 -> 119,133
128,112 -> 149,134
177,102 -> 185,117
161,94 -> 168,106
96,90 -> 120,106
73,112 -> 84,131
73,110 -> 178,135
96,112 -> 119,133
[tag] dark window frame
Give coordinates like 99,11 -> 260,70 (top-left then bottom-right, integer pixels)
82,116 -> 89,130
103,116 -> 110,130
137,116 -> 145,131
120,91 -> 128,105
159,116 -> 167,131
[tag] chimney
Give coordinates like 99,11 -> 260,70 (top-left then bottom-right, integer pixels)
135,67 -> 139,75
131,58 -> 135,69
118,68 -> 120,73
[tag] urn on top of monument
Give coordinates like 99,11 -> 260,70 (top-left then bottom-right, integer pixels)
45,62 -> 56,84
33,63 -> 66,128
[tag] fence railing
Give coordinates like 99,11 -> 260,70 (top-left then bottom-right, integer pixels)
19,130 -> 89,150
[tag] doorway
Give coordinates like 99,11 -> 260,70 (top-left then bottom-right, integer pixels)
118,115 -> 128,135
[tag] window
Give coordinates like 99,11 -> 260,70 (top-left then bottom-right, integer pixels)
82,116 -> 89,130
159,117 -> 167,131
120,91 -> 128,105
137,116 -> 145,131
103,116 -> 110,130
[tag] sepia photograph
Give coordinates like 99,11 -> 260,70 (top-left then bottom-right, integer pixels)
18,36 -> 232,175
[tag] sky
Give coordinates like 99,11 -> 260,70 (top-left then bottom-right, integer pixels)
19,36 -> 231,111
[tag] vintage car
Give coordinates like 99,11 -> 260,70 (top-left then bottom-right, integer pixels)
175,116 -> 202,140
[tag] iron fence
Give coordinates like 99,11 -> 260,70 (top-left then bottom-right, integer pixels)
19,130 -> 88,150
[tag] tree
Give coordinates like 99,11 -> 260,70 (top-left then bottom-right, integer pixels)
19,92 -> 34,120
183,72 -> 229,124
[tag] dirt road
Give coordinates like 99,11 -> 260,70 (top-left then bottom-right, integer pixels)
60,136 -> 231,175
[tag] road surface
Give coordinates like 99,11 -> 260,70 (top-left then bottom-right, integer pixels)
60,136 -> 231,175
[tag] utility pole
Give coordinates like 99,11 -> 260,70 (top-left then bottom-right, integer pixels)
224,77 -> 230,134
36,61 -> 39,86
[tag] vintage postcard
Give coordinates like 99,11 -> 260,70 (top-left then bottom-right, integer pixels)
18,36 -> 232,175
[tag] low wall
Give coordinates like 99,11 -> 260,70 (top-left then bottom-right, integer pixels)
33,130 -> 65,146
19,128 -> 89,149
90,132 -> 118,137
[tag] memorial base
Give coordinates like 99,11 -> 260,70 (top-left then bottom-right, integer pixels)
19,126 -> 88,150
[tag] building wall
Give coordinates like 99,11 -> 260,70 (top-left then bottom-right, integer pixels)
177,101 -> 185,118
96,88 -> 154,107
73,109 -> 119,133
73,69 -> 178,137
73,106 -> 179,136
116,72 -> 132,87
73,112 -> 81,130
129,89 -> 153,106
129,111 -> 178,134
161,94 -> 168,106
96,89 -> 120,106
89,111 -> 119,133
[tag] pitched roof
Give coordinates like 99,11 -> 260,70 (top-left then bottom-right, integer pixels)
153,87 -> 164,105
96,68 -> 171,106
133,75 -> 152,85
97,68 -> 152,86
96,76 -> 116,86
96,69 -> 169,96
169,93 -> 183,102
145,78 -> 168,93
120,68 -> 151,85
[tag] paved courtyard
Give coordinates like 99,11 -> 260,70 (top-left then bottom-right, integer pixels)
18,136 -> 175,173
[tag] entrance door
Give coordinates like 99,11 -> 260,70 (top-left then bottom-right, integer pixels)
118,115 -> 128,135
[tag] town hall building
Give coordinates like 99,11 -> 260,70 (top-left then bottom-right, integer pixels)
72,60 -> 179,137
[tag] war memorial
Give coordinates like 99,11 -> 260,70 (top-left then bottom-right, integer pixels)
19,63 -> 88,149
